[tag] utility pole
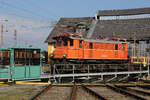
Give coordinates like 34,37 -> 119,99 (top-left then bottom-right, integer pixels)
14,29 -> 17,46
134,32 -> 137,57
1,24 -> 4,48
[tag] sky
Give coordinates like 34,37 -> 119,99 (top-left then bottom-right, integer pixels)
0,0 -> 150,50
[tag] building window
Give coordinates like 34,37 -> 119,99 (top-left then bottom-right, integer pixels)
70,39 -> 73,46
99,14 -> 150,20
76,28 -> 86,34
96,15 -> 100,20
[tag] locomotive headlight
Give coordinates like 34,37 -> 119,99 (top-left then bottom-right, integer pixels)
50,53 -> 54,58
63,54 -> 66,58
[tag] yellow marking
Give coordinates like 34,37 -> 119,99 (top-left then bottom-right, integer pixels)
0,81 -> 51,85
16,82 -> 51,85
0,82 -> 5,84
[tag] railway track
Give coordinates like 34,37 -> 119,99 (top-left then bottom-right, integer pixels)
137,84 -> 150,90
106,84 -> 148,100
81,84 -> 106,100
70,84 -> 77,100
29,82 -> 150,100
29,84 -> 53,100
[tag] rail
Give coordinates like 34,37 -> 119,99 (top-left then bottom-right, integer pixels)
137,85 -> 150,90
81,84 -> 107,100
29,84 -> 52,100
116,86 -> 150,96
70,83 -> 77,100
106,84 -> 146,100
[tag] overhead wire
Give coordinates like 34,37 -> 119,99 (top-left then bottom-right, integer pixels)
0,0 -> 57,29
13,0 -> 58,20
0,0 -> 55,48
0,3 -> 39,20
10,0 -> 57,28
0,1 -> 52,21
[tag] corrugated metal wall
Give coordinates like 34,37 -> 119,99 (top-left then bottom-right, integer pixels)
128,40 -> 150,57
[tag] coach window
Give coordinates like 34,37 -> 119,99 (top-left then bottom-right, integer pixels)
79,40 -> 82,48
30,49 -> 40,65
63,39 -> 68,46
14,49 -> 26,66
0,50 -> 10,67
14,49 -> 40,66
115,44 -> 118,50
57,39 -> 61,46
90,43 -> 93,49
70,39 -> 74,46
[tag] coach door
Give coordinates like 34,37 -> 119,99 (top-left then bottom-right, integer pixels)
13,48 -> 41,80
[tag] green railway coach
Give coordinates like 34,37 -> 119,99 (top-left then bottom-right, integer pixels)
0,47 -> 42,81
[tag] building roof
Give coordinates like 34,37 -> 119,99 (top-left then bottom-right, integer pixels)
97,7 -> 150,16
89,18 -> 150,40
45,8 -> 150,43
45,17 -> 93,43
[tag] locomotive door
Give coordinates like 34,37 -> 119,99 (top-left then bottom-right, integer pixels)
115,44 -> 118,58
79,40 -> 84,59
122,43 -> 126,58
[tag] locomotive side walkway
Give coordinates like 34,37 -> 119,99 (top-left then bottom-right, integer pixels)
41,63 -> 150,82
41,70 -> 149,78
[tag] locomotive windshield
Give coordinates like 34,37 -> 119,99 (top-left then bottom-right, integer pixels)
0,50 -> 10,68
57,39 -> 61,46
79,40 -> 82,48
70,39 -> 73,46
63,39 -> 68,46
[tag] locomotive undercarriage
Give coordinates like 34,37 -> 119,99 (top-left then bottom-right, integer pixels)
51,58 -> 129,64
49,58 -> 148,83
51,58 -> 146,74
49,63 -> 148,83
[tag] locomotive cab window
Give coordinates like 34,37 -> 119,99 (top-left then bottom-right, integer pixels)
89,43 -> 93,49
79,40 -> 82,48
63,39 -> 68,46
57,39 -> 61,46
54,42 -> 56,48
122,43 -> 125,50
115,44 -> 118,50
70,39 -> 74,46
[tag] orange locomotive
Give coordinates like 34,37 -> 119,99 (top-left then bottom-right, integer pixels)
51,34 -> 128,64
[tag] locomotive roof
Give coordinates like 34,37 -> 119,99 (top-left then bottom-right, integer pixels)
70,37 -> 126,44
